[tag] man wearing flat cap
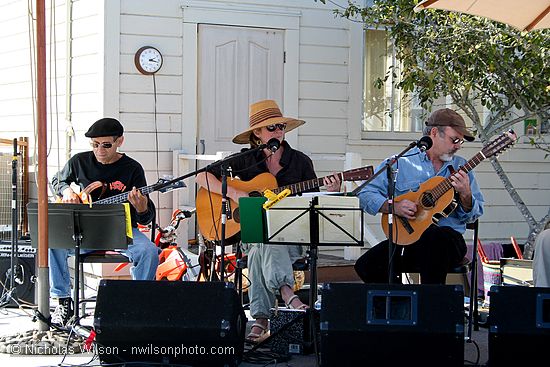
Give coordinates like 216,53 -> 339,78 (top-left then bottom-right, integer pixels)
49,117 -> 159,326
355,108 -> 485,285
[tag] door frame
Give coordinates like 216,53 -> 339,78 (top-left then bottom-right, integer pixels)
181,0 -> 301,154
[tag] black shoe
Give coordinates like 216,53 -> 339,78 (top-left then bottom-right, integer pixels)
51,297 -> 73,327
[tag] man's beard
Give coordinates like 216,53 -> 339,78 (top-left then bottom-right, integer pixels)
439,149 -> 458,162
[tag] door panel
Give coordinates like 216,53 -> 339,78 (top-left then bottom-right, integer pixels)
198,24 -> 284,155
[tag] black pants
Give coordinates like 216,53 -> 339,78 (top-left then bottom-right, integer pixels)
354,225 -> 467,284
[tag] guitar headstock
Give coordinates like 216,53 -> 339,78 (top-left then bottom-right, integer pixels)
342,166 -> 374,181
481,130 -> 517,159
156,178 -> 186,193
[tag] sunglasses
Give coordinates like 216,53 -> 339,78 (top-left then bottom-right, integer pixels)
441,132 -> 465,145
90,137 -> 118,149
265,123 -> 287,132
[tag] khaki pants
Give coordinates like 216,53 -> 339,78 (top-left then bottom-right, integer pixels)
243,243 -> 304,319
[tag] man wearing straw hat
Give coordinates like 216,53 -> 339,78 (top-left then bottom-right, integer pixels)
196,99 -> 341,343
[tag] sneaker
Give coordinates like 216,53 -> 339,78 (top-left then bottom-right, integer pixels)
51,297 -> 73,327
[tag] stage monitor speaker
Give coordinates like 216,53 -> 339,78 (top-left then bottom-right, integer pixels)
0,241 -> 36,306
488,285 -> 550,366
94,280 -> 246,366
320,283 -> 464,367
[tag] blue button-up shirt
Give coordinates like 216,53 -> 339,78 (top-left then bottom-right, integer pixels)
358,147 -> 484,234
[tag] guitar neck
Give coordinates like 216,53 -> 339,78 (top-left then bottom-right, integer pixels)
432,151 -> 485,201
273,176 -> 328,196
94,185 -> 155,204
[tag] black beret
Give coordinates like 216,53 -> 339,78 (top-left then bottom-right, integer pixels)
85,118 -> 124,138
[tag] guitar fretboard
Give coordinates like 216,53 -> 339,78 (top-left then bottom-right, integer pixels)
273,177 -> 326,195
94,185 -> 156,204
429,151 -> 485,203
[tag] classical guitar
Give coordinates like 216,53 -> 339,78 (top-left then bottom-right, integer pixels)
381,131 -> 516,245
196,166 -> 374,241
56,178 -> 185,204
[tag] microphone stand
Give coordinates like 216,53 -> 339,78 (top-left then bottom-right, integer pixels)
214,142 -> 280,281
157,142 -> 276,282
218,162 -> 230,281
351,141 -> 419,284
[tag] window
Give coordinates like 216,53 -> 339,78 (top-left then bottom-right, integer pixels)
362,29 -> 423,133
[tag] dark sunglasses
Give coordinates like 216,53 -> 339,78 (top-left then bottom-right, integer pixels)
441,131 -> 465,145
90,137 -> 118,149
265,123 -> 287,132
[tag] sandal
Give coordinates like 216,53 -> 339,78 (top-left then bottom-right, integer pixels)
246,323 -> 269,344
285,294 -> 308,310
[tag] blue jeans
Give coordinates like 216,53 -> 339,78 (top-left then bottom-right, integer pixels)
49,228 -> 160,298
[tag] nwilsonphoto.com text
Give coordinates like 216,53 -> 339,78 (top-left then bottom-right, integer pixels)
9,344 -> 236,357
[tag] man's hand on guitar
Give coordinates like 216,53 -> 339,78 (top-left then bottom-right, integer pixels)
450,170 -> 472,210
227,186 -> 248,203
61,188 -> 81,203
128,186 -> 148,213
394,199 -> 417,220
323,173 -> 341,192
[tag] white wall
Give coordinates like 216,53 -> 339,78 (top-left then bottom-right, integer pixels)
1,0 -> 548,250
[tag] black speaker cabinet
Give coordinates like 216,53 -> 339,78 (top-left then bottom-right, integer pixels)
320,283 -> 464,367
0,241 -> 36,305
488,286 -> 550,366
94,280 -> 246,366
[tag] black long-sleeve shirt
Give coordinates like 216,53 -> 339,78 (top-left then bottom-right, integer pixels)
51,151 -> 155,227
207,141 -> 319,191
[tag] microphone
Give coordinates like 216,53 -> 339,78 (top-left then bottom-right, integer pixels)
259,138 -> 281,153
416,136 -> 433,152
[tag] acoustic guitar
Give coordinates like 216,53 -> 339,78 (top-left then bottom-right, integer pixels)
381,131 -> 516,245
196,166 -> 374,241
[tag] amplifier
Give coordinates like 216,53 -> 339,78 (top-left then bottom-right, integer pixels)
320,283 -> 464,367
0,241 -> 36,306
0,244 -> 36,257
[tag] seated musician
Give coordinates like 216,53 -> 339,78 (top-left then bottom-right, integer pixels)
355,108 -> 485,284
195,99 -> 341,343
49,118 -> 159,326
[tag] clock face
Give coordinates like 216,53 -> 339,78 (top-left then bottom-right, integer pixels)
135,46 -> 163,75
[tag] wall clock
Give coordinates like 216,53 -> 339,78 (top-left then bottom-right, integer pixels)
134,46 -> 163,75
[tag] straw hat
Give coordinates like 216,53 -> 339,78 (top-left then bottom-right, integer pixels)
232,99 -> 305,144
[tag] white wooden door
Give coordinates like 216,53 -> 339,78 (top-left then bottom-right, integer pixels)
197,24 -> 284,155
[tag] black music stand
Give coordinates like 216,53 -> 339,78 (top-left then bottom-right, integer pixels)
241,195 -> 363,360
27,203 -> 130,321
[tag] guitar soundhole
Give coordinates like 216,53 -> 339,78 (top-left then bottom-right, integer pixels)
420,191 -> 435,209
233,208 -> 240,223
249,191 -> 262,197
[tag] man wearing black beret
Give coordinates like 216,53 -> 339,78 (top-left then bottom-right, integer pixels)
49,117 -> 159,326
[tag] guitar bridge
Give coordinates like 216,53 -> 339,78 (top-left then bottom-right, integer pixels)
398,216 -> 414,235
